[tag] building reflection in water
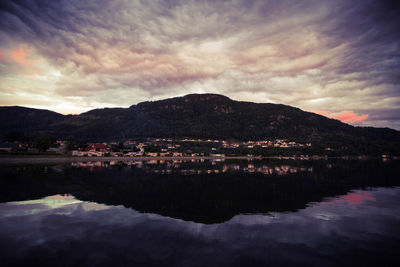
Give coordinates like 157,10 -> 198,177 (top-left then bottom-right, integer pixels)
70,159 -> 314,176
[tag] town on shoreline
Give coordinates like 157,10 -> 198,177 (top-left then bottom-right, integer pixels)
1,137 -> 313,158
1,136 -> 396,159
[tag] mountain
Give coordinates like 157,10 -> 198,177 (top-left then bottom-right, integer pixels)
1,94 -> 399,154
0,106 -> 64,140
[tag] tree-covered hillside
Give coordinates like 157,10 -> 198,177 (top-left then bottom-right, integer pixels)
1,94 -> 399,155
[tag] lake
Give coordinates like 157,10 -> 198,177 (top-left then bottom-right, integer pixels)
0,158 -> 399,266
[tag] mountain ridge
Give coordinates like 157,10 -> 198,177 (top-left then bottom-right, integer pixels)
1,94 -> 399,154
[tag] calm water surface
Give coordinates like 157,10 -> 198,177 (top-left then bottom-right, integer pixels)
0,159 -> 399,266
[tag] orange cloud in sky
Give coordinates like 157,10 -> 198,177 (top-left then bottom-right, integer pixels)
26,74 -> 39,79
1,46 -> 44,76
312,110 -> 368,123
334,111 -> 368,123
10,47 -> 34,66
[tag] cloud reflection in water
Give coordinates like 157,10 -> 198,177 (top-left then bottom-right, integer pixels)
0,188 -> 399,266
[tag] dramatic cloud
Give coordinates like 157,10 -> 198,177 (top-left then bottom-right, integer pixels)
313,110 -> 369,124
0,0 -> 399,128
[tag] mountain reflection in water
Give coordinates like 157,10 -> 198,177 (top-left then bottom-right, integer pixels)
0,159 -> 399,224
1,187 -> 399,266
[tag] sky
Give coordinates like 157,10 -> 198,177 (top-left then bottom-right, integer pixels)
0,0 -> 399,129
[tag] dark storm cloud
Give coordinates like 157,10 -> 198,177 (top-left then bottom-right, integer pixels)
0,0 -> 399,128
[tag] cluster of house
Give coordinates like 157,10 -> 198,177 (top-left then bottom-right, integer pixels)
72,143 -> 116,157
0,137 -> 312,157
71,142 -> 185,157
237,139 -> 312,148
149,138 -> 311,148
68,138 -> 311,157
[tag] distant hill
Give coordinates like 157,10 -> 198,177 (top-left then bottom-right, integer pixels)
0,106 -> 64,138
1,94 -> 399,154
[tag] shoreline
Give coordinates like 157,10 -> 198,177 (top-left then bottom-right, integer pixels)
0,155 -> 393,165
0,156 -> 261,165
